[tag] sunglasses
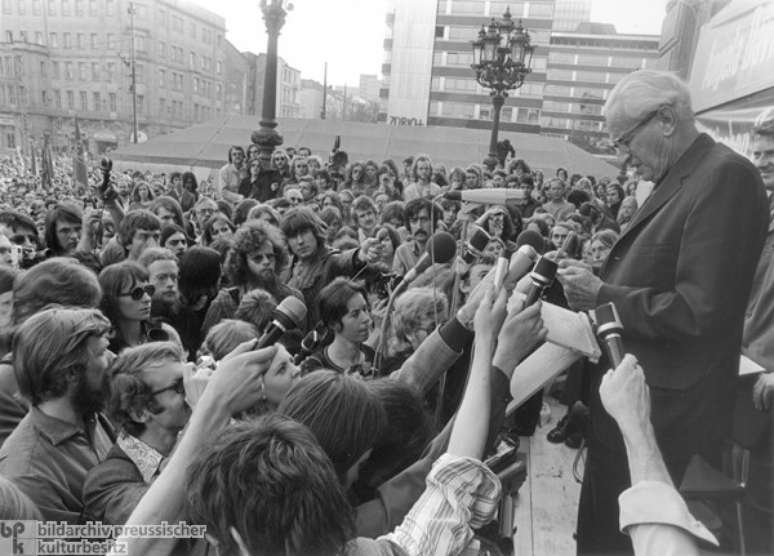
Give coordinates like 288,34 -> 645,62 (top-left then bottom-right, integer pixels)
151,377 -> 185,397
121,284 -> 155,300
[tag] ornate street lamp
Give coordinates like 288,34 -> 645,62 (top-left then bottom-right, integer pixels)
251,0 -> 293,167
471,8 -> 534,168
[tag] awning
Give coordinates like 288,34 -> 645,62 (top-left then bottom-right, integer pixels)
92,129 -> 118,143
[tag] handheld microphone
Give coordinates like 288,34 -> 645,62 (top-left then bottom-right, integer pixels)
521,256 -> 558,306
503,244 -> 538,291
398,231 -> 457,287
463,226 -> 491,264
594,302 -> 625,367
257,296 -> 308,348
444,188 -> 526,204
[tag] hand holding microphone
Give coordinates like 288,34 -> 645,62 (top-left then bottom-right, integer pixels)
397,231 -> 457,288
594,301 -> 625,367
257,296 -> 308,348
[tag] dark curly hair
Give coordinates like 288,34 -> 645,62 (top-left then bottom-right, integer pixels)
224,220 -> 289,288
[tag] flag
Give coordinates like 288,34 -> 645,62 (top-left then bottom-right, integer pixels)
40,135 -> 53,191
15,146 -> 25,174
30,145 -> 37,177
73,116 -> 89,190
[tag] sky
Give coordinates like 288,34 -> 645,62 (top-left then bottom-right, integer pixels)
198,0 -> 669,87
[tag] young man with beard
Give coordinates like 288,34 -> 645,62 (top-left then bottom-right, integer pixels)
83,342 -> 191,525
352,195 -> 379,242
392,197 -> 443,277
202,220 -> 303,336
0,307 -> 114,523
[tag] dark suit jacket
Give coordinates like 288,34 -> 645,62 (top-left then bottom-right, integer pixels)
597,133 -> 768,391
82,444 -> 148,525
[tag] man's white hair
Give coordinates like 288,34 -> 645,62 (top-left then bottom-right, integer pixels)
603,70 -> 694,124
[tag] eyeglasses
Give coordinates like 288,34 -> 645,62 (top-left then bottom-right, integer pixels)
613,110 -> 660,154
120,284 -> 155,300
150,377 -> 185,397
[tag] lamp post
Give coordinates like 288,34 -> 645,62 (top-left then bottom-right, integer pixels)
251,0 -> 292,168
471,9 -> 534,169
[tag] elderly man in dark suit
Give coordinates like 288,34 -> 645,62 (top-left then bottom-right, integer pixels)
558,69 -> 768,554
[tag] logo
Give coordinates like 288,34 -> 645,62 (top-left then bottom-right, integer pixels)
0,521 -> 36,555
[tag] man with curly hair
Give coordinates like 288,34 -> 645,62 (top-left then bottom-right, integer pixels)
201,219 -> 302,336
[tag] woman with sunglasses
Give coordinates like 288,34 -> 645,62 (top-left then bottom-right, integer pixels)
99,261 -> 173,354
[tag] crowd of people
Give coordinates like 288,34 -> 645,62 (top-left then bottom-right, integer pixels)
0,68 -> 771,556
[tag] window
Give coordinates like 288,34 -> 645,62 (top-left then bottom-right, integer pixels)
547,68 -> 573,81
189,51 -> 196,69
61,0 -> 70,16
576,102 -> 603,116
193,103 -> 199,121
75,0 -> 83,15
442,101 -> 476,119
135,63 -> 144,83
453,1 -> 484,14
8,86 -> 16,104
66,90 -> 74,108
577,54 -> 608,67
63,32 -> 71,48
78,62 -> 86,80
435,25 -> 444,38
88,0 -> 96,15
40,61 -> 47,77
105,0 -> 114,15
135,35 -> 146,52
33,0 -> 42,14
108,92 -> 116,111
158,68 -> 165,87
549,51 -> 575,65
526,2 -> 553,18
106,33 -> 114,49
35,32 -> 44,45
158,41 -> 166,58
501,106 -> 513,122
4,31 -> 12,43
76,33 -> 84,49
137,94 -> 143,114
189,21 -> 196,38
65,62 -> 73,80
41,90 -> 48,104
19,31 -> 27,43
2,0 -> 12,14
16,0 -> 25,13
49,32 -> 58,47
159,9 -> 167,27
91,33 -> 98,49
448,26 -> 478,41
216,60 -> 222,74
47,0 -> 55,14
159,97 -> 165,116
79,90 -> 86,110
171,15 -> 182,32
532,57 -> 547,71
576,70 -> 606,83
544,84 -> 571,97
54,89 -> 61,107
52,61 -> 60,78
216,83 -> 222,99
106,62 -> 114,79
91,62 -> 99,80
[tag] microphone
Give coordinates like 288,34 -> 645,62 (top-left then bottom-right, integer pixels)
463,226 -> 491,264
521,256 -> 558,306
257,296 -> 308,348
504,244 -> 538,290
558,231 -> 581,259
594,302 -> 625,367
516,229 -> 548,255
444,188 -> 526,204
398,231 -> 457,287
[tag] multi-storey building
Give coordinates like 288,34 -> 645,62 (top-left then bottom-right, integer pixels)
552,0 -> 591,31
381,0 -> 553,133
223,38 -> 248,116
0,0 -> 229,152
542,22 -> 659,151
244,53 -> 301,119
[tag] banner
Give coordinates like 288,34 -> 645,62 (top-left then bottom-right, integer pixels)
72,116 -> 89,189
40,135 -> 54,191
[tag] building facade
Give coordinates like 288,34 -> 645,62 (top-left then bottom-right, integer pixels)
543,23 -> 659,152
657,0 -> 730,80
243,52 -> 300,119
381,0 -> 553,133
0,0 -> 228,152
358,74 -> 380,103
223,38 -> 248,116
552,0 -> 591,31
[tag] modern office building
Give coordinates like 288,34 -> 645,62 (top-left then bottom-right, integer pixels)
244,52 -> 301,119
381,0 -> 553,133
552,0 -> 591,31
657,0 -> 730,79
542,22 -> 660,151
0,0 -> 229,152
